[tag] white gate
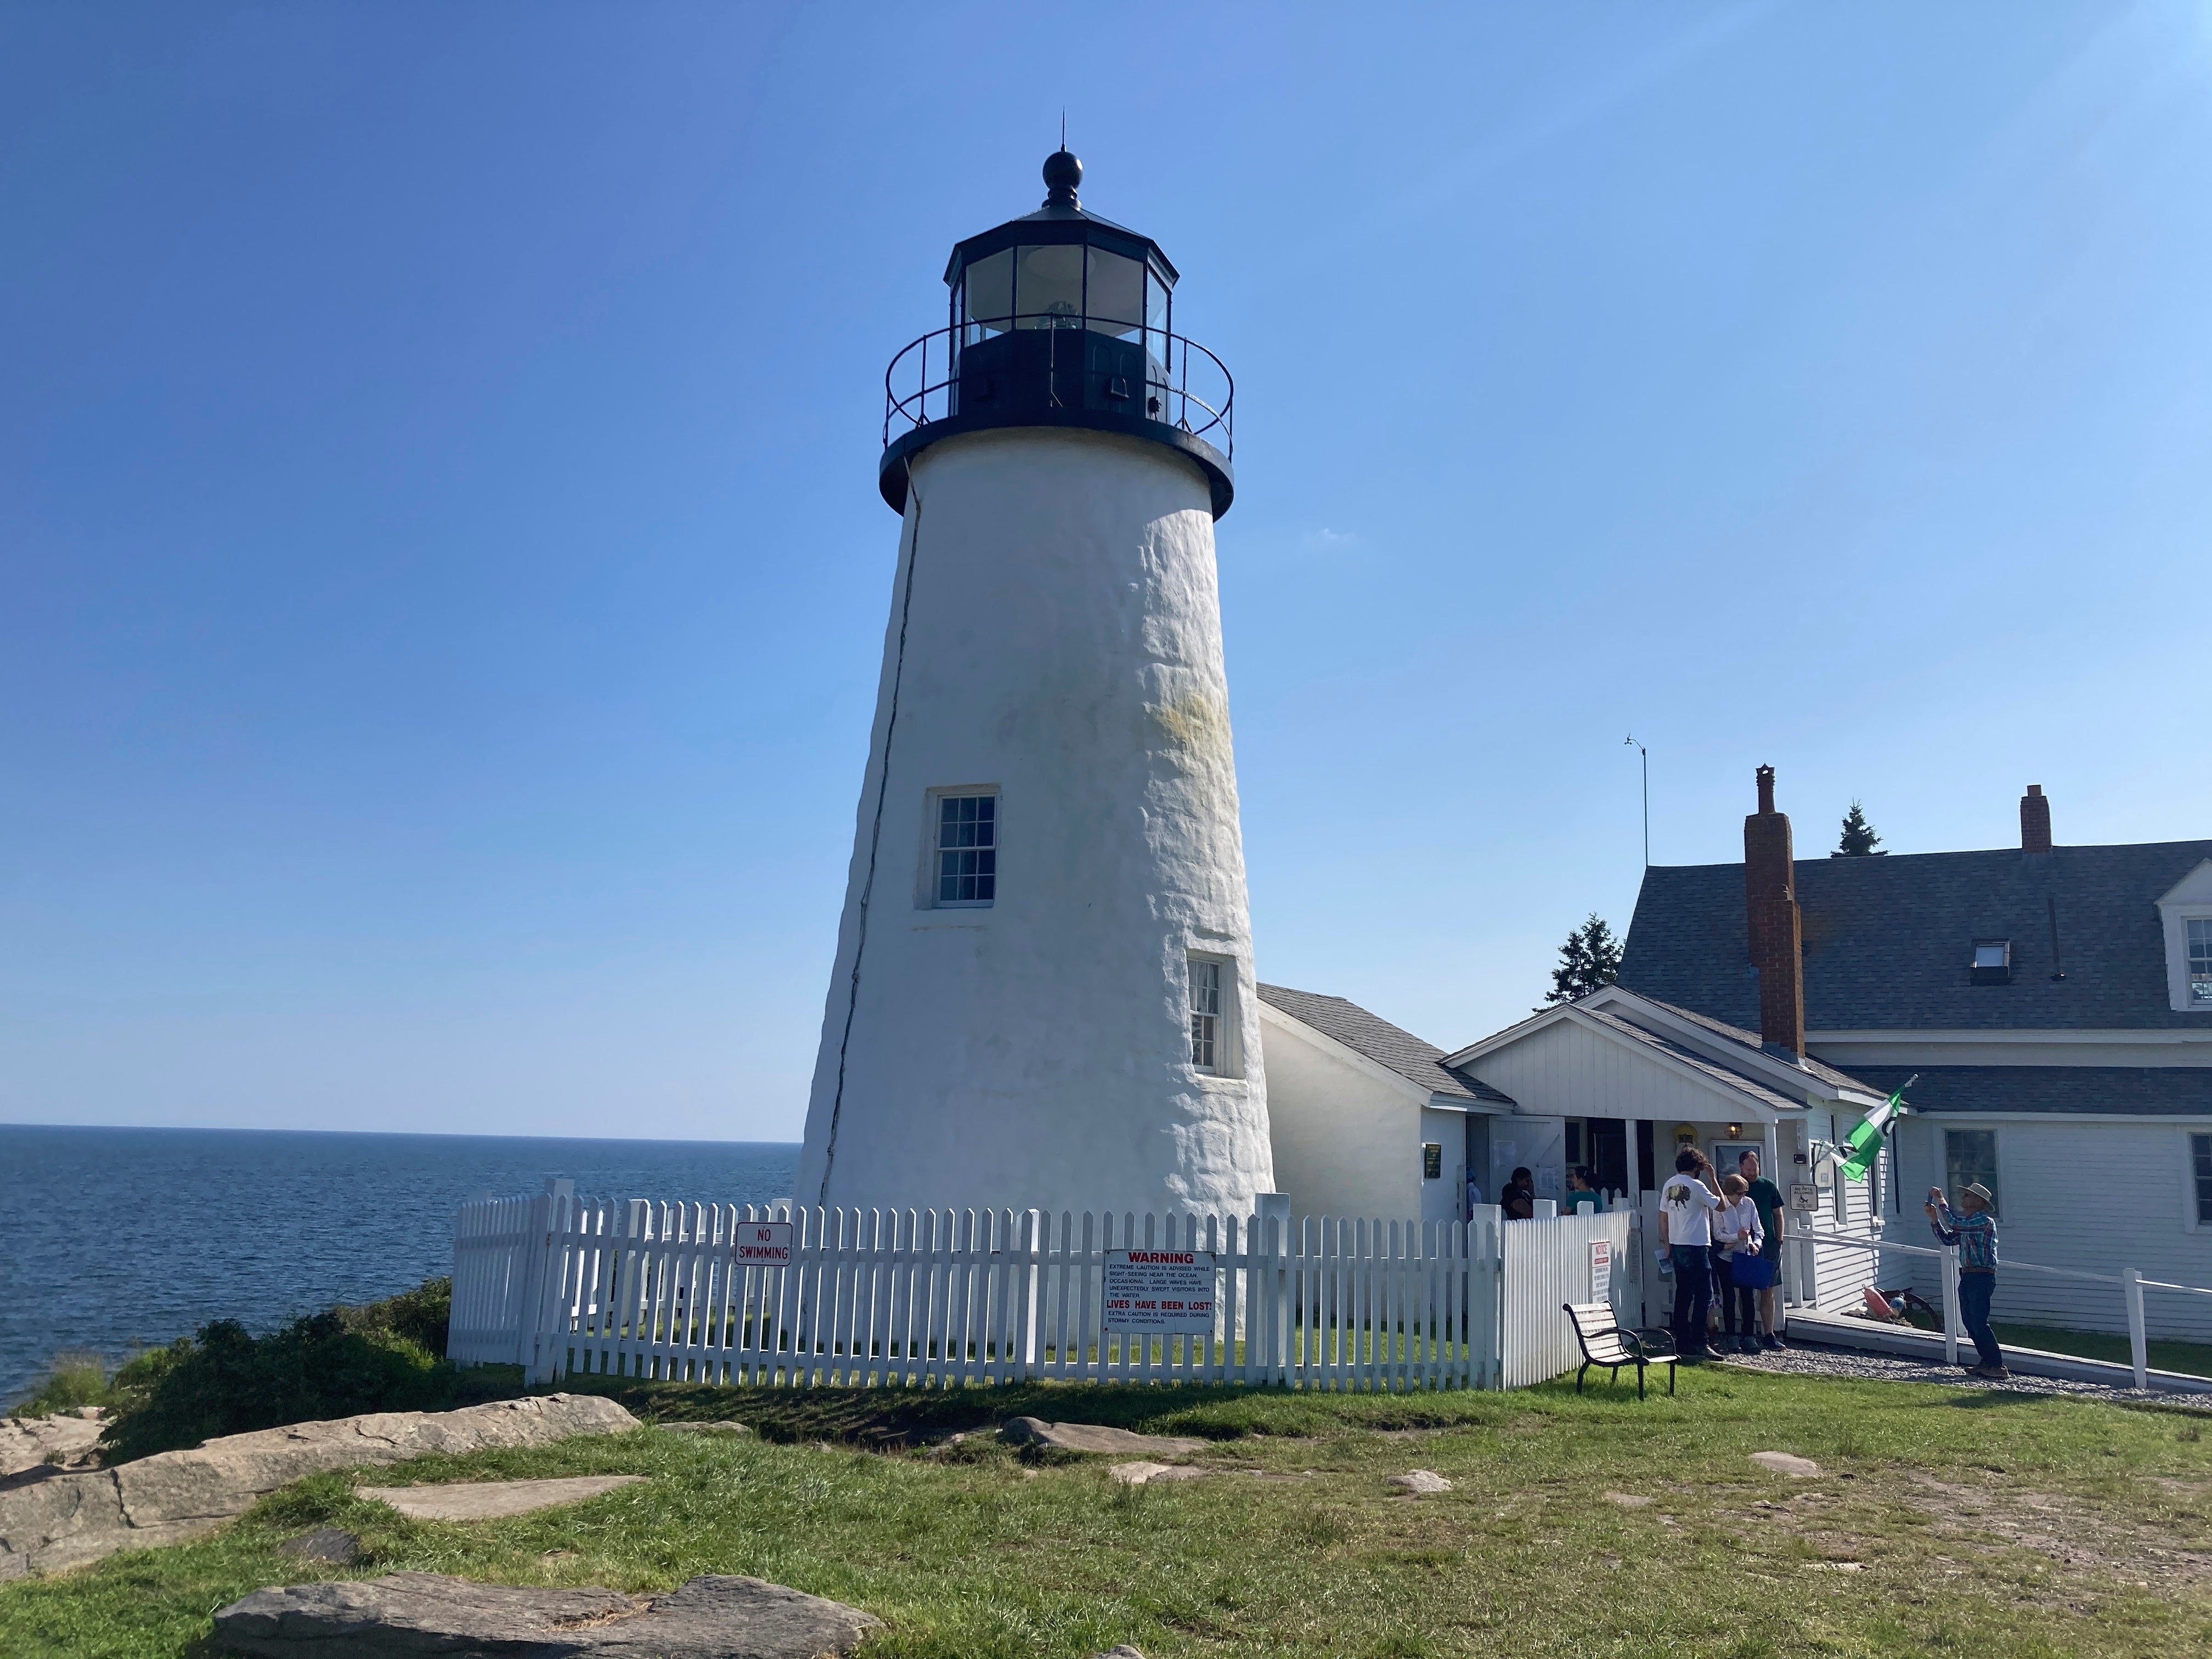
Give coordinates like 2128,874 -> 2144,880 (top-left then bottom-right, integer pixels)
1498,1211 -> 1633,1389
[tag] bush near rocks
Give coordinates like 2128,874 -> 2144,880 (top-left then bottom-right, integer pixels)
100,1289 -> 520,1464
5,1278 -> 519,1466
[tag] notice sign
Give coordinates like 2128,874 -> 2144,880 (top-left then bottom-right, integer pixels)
735,1221 -> 793,1265
1590,1238 -> 1613,1305
1788,1183 -> 1822,1213
1102,1249 -> 1217,1334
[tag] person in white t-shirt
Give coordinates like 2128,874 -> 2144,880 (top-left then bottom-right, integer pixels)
1657,1148 -> 1722,1358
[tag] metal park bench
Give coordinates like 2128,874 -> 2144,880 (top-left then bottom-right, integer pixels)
1562,1301 -> 1676,1399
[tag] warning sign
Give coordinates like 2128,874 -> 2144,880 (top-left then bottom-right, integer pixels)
1590,1238 -> 1613,1305
735,1222 -> 793,1265
1102,1249 -> 1217,1334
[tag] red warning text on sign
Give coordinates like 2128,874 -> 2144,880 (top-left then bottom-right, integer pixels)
735,1222 -> 793,1265
1102,1249 -> 1217,1334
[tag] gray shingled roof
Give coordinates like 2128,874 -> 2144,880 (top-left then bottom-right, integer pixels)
1618,839 -> 2212,1031
1605,990 -> 1873,1097
1257,984 -> 1515,1105
1577,1005 -> 1804,1113
1848,1065 -> 2212,1116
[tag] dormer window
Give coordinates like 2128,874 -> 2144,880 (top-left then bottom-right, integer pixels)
2154,859 -> 2212,1013
1969,939 -> 2012,986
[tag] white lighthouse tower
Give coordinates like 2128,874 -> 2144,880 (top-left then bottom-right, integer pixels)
794,149 -> 1275,1220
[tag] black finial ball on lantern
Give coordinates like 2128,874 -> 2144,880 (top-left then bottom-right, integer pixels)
1042,148 -> 1081,206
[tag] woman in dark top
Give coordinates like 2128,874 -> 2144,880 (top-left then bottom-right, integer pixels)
1502,1166 -> 1537,1221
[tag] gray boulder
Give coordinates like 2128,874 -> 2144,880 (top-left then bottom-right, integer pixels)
212,1571 -> 881,1657
276,1527 -> 362,1566
1,1393 -> 637,1581
1387,1470 -> 1452,1494
998,1418 -> 1206,1457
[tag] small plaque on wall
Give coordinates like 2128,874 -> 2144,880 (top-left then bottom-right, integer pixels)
1788,1182 -> 1821,1212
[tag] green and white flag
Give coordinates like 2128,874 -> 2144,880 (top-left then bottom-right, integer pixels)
1839,1075 -> 1916,1181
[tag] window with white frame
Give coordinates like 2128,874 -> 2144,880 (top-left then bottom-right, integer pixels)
1188,955 -> 1231,1074
1943,1128 -> 2001,1219
2193,1133 -> 2212,1227
2155,864 -> 2212,1012
931,791 -> 997,906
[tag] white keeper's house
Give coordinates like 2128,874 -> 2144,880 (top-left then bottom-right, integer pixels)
1261,769 -> 2212,1338
1615,775 -> 2212,1339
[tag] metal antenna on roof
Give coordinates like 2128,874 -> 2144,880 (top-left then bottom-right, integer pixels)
1623,736 -> 1649,868
1061,110 -> 1066,149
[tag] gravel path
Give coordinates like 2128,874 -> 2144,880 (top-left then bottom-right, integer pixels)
1718,1342 -> 2209,1405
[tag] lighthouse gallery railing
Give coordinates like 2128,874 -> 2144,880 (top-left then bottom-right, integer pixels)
882,321 -> 1232,458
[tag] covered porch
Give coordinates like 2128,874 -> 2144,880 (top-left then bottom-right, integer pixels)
1444,985 -> 1894,1329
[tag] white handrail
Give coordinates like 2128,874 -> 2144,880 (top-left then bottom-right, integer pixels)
1789,1226 -> 2212,1390
1796,1228 -> 2119,1285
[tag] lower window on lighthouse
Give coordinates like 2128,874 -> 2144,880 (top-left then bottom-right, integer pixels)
933,791 -> 997,906
1188,955 -> 1234,1075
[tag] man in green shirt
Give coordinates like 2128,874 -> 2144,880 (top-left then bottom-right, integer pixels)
1738,1149 -> 1786,1350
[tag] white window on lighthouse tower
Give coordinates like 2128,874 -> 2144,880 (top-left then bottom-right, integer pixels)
932,791 -> 997,907
1189,955 -> 1238,1075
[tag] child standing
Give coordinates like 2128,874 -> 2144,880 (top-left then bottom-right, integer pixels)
1713,1173 -> 1765,1355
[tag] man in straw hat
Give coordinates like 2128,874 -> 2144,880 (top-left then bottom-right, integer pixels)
1926,1182 -> 2007,1379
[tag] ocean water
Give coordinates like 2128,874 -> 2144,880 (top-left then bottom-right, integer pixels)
0,1124 -> 798,1404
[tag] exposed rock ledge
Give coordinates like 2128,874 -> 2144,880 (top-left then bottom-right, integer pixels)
0,1408 -> 106,1485
212,1571 -> 880,1657
0,1393 -> 637,1582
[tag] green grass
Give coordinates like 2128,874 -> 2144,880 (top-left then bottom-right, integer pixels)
1991,1323 -> 2212,1379
4,1368 -> 2208,1658
10,1353 -> 111,1419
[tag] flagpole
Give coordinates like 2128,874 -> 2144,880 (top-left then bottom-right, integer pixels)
1623,735 -> 1648,868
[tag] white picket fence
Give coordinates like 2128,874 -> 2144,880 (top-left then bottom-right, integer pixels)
1501,1212 -> 1633,1387
450,1182 -> 1631,1392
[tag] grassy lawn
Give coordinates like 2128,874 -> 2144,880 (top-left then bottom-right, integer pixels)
3,1368 -> 2208,1658
1993,1323 -> 2212,1380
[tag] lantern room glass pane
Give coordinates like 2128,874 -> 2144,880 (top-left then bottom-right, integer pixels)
962,249 -> 1013,338
1015,243 -> 1084,328
1085,246 -> 1144,338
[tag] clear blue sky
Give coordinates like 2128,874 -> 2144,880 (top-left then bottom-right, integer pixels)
5,4 -> 2207,1141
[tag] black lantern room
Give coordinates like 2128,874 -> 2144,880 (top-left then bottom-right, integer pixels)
881,150 -> 1234,517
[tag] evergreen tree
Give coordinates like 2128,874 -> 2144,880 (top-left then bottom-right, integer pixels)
1542,913 -> 1622,1006
1833,799 -> 1886,857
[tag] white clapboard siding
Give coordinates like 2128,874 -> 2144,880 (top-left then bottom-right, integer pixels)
452,1190 -> 1587,1390
1803,1161 -> 1883,1313
1883,1119 -> 2212,1341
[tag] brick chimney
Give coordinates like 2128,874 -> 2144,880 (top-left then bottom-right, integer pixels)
1744,764 -> 1806,1059
2021,783 -> 2052,853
